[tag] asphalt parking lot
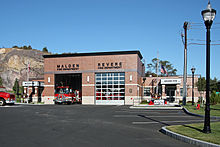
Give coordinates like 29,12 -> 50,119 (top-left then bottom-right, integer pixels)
0,104 -> 216,147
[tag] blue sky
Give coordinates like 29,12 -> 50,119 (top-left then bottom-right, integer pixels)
1,0 -> 220,79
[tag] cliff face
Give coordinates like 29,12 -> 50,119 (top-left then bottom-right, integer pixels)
0,48 -> 46,90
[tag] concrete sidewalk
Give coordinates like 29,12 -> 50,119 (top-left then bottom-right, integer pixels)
130,104 -> 182,109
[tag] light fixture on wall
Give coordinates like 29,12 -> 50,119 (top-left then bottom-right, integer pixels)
87,76 -> 90,83
130,75 -> 132,82
48,77 -> 51,83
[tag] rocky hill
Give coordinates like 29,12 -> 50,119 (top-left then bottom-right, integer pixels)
0,48 -> 47,90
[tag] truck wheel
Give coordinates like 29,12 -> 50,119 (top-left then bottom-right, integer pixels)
0,99 -> 6,106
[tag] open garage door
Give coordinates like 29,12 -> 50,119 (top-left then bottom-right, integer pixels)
55,73 -> 82,104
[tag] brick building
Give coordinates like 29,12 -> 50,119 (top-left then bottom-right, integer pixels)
42,51 -> 145,105
23,50 -> 202,105
142,76 -> 202,103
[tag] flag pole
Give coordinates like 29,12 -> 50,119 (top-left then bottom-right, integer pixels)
156,51 -> 159,97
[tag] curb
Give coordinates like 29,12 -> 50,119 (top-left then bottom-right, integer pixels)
15,103 -> 52,106
161,126 -> 220,147
129,106 -> 182,110
183,107 -> 220,119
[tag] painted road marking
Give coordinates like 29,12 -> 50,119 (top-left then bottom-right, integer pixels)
0,105 -> 22,108
131,119 -> 220,125
113,115 -> 193,118
115,111 -> 183,114
132,120 -> 205,124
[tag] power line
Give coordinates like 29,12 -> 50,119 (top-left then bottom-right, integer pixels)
188,43 -> 220,46
188,39 -> 220,42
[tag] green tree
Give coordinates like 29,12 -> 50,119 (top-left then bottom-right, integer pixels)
210,77 -> 219,92
13,78 -> 19,95
27,45 -> 32,50
22,46 -> 28,50
218,81 -> 220,91
146,58 -> 177,76
196,77 -> 206,91
160,60 -> 177,76
0,76 -> 3,86
210,91 -> 220,105
20,86 -> 24,95
196,77 -> 220,92
12,45 -> 19,48
42,47 -> 48,53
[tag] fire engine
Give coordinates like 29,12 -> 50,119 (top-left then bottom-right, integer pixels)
54,86 -> 81,104
0,87 -> 15,106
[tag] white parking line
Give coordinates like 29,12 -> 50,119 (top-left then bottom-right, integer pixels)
113,115 -> 192,118
0,105 -> 21,108
115,111 -> 183,114
132,120 -> 205,125
114,115 -> 140,117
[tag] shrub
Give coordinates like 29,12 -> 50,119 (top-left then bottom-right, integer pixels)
187,101 -> 192,104
140,100 -> 149,104
210,91 -> 220,105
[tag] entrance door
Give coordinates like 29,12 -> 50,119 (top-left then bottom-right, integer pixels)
165,85 -> 176,102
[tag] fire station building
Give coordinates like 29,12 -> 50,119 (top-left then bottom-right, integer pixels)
42,51 -> 145,105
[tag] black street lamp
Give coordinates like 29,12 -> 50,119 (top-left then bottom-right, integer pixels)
191,67 -> 196,106
201,1 -> 216,134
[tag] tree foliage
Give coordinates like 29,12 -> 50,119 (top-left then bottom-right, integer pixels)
42,47 -> 48,53
210,91 -> 220,105
12,45 -> 32,50
13,78 -> 19,94
0,76 -> 3,86
146,58 -> 177,76
196,77 -> 206,91
196,77 -> 220,92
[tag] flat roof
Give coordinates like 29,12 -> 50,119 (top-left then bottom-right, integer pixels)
43,50 -> 143,59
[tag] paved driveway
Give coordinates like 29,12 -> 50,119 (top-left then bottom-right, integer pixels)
0,105 -> 214,147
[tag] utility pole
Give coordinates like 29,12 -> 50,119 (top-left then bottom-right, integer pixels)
183,22 -> 188,105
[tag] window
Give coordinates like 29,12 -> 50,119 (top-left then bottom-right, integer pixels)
95,72 -> 125,100
144,87 -> 151,96
180,88 -> 187,96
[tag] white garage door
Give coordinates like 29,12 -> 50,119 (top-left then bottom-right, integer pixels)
95,72 -> 125,105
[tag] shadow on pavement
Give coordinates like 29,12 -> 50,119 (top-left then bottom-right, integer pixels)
182,125 -> 203,133
138,114 -> 170,126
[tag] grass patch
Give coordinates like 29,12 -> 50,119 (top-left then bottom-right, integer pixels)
184,104 -> 220,117
30,102 -> 45,104
167,122 -> 220,145
140,100 -> 149,104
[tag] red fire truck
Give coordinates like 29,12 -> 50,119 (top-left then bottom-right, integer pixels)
54,86 -> 81,104
0,87 -> 15,106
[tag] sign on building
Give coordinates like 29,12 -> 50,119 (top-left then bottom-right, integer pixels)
161,79 -> 181,85
22,81 -> 44,87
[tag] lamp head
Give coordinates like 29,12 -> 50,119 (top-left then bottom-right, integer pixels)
191,67 -> 196,73
201,1 -> 216,27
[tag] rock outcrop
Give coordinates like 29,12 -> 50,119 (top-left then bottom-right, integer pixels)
0,48 -> 47,90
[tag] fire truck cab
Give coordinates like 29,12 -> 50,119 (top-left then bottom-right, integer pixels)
0,87 -> 15,106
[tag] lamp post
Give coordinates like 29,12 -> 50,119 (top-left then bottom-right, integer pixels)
191,67 -> 196,106
201,1 -> 216,133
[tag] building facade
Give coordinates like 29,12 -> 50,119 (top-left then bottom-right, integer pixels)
42,51 -> 145,105
142,76 -> 202,103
